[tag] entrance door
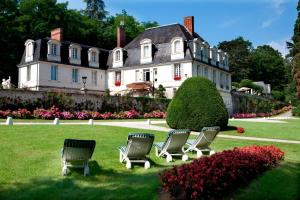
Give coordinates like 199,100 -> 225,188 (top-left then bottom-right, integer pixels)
143,69 -> 150,82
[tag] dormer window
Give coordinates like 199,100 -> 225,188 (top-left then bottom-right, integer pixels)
201,42 -> 210,63
210,47 -> 217,66
171,37 -> 184,60
140,38 -> 152,64
51,44 -> 57,55
25,39 -> 35,62
47,39 -> 61,62
113,48 -> 124,68
88,48 -> 99,67
69,44 -> 81,65
217,50 -> 224,68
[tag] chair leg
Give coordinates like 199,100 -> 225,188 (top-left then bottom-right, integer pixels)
209,150 -> 216,155
166,153 -> 172,163
125,158 -> 131,169
144,161 -> 150,169
62,162 -> 68,176
196,150 -> 203,158
182,154 -> 188,161
119,150 -> 124,163
84,164 -> 90,176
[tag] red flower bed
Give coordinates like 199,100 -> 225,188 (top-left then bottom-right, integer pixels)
236,127 -> 245,133
160,145 -> 284,200
232,106 -> 292,119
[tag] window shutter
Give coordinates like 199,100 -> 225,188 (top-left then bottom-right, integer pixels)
112,72 -> 115,85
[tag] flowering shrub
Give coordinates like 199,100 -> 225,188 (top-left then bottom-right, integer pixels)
174,76 -> 181,81
143,110 -> 166,118
0,107 -> 164,120
160,145 -> 284,200
236,127 -> 245,134
61,111 -> 74,120
76,111 -> 91,120
11,109 -> 32,119
115,80 -> 121,86
232,106 -> 292,119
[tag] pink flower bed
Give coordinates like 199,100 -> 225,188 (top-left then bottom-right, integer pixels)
160,145 -> 284,200
0,106 -> 166,120
232,106 -> 292,119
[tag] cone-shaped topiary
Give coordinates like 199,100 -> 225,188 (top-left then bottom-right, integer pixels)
166,77 -> 228,131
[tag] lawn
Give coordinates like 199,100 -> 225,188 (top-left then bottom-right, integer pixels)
0,124 -> 299,200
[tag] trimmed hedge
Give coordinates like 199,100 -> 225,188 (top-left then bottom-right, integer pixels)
160,145 -> 284,200
166,77 -> 228,131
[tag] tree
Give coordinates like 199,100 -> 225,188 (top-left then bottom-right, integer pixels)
166,77 -> 228,131
249,45 -> 286,91
155,84 -> 166,98
218,37 -> 253,82
288,0 -> 300,100
83,0 -> 107,20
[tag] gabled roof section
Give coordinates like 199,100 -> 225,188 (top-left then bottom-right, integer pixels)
124,23 -> 204,49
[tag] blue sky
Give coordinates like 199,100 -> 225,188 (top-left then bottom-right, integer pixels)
57,0 -> 297,56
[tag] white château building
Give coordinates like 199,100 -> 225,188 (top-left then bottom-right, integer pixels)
18,16 -> 232,112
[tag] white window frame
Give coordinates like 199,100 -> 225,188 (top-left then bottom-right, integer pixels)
201,42 -> 209,63
171,37 -> 184,60
88,48 -> 99,67
140,38 -> 152,64
174,63 -> 181,80
72,68 -> 79,83
27,65 -> 31,81
143,69 -> 150,82
25,39 -> 35,62
69,44 -> 81,65
47,39 -> 61,62
112,48 -> 123,68
50,65 -> 58,81
91,71 -> 97,86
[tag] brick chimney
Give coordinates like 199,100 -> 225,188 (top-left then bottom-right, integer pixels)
51,28 -> 63,41
184,16 -> 194,35
117,27 -> 126,48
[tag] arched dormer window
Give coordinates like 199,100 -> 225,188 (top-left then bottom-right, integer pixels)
171,37 -> 184,60
224,52 -> 229,70
140,38 -> 152,64
47,39 -> 61,62
69,43 -> 81,65
113,48 -> 124,68
88,47 -> 99,67
25,39 -> 35,62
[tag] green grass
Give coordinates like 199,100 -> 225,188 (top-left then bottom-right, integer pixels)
156,119 -> 300,141
0,125 -> 299,199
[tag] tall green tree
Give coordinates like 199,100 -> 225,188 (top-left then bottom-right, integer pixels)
249,45 -> 286,91
83,0 -> 107,20
288,0 -> 300,100
218,37 -> 253,82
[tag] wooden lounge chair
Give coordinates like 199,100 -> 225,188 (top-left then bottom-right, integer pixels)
119,133 -> 155,169
183,126 -> 220,157
154,129 -> 190,162
61,139 -> 96,176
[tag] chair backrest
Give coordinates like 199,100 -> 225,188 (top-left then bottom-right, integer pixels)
62,139 -> 96,162
162,130 -> 190,153
194,126 -> 220,148
125,133 -> 155,159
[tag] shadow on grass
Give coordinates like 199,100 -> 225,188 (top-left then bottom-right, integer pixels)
232,161 -> 300,200
0,163 -> 161,200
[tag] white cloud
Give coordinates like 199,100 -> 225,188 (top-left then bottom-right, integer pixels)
268,38 -> 290,57
261,0 -> 286,28
261,18 -> 275,28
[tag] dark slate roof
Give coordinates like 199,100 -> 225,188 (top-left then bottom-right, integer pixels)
19,38 -> 109,70
107,24 -> 205,69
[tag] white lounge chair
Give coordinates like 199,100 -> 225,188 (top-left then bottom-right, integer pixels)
154,129 -> 190,162
119,133 -> 155,169
183,126 -> 220,158
61,139 -> 96,176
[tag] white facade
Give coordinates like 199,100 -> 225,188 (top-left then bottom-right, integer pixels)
18,62 -> 106,93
